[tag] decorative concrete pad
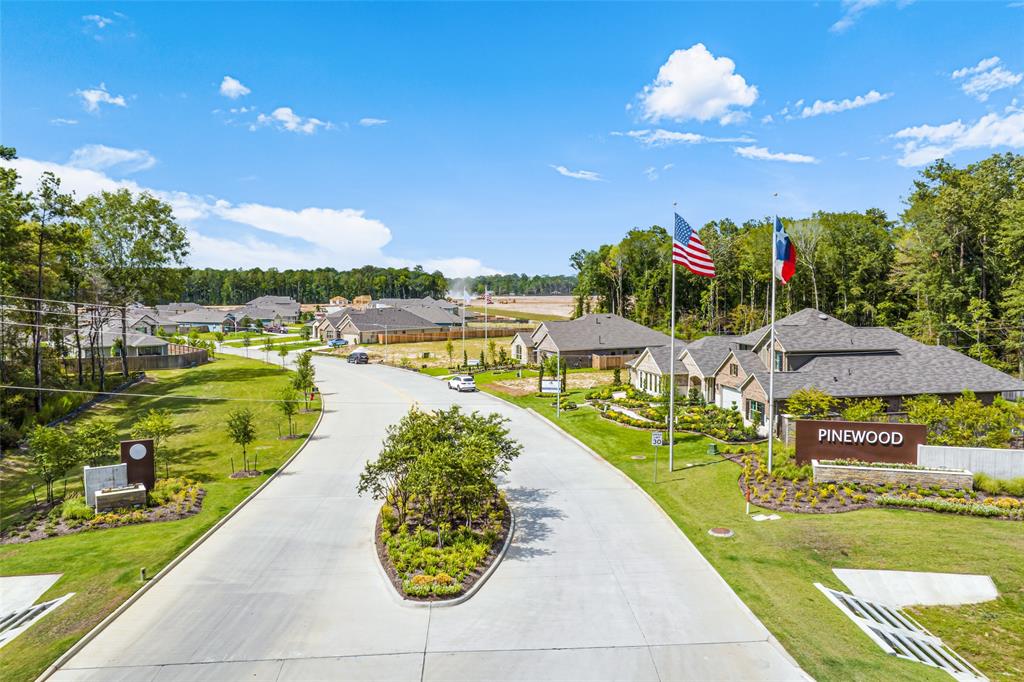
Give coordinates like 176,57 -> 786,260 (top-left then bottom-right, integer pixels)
0,573 -> 62,613
751,514 -> 781,521
833,568 -> 998,607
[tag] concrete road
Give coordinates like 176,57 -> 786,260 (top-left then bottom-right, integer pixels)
52,354 -> 806,681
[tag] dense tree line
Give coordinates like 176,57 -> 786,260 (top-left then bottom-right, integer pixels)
570,153 -> 1024,377
459,273 -> 577,296
178,265 -> 448,305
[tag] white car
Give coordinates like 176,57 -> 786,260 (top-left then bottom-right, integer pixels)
447,375 -> 477,392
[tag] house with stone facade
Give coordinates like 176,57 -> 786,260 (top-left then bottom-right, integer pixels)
523,313 -> 673,369
630,308 -> 1024,437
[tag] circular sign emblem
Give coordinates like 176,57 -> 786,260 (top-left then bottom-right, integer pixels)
129,443 -> 148,460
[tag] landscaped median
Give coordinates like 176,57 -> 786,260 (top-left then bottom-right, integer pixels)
0,354 -> 321,682
358,405 -> 518,601
477,379 -> 1024,681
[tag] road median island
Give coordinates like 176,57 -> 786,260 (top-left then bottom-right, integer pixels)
357,404 -> 522,604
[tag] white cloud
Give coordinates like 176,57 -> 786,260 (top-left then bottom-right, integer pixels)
830,0 -> 892,33
761,114 -> 774,124
50,118 -> 79,126
75,83 -> 127,113
733,145 -> 819,164
68,144 -> 156,173
359,117 -> 388,127
82,14 -> 114,29
550,165 -> 603,181
254,107 -> 332,134
799,89 -> 892,118
611,128 -> 754,146
663,163 -> 674,170
644,166 -> 659,181
951,57 -> 1022,102
892,109 -> 1024,166
219,76 -> 251,99
634,44 -> 758,125
411,257 -> 501,278
2,156 -> 497,274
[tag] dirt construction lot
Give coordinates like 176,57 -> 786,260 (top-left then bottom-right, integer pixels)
325,337 -> 501,368
470,295 -> 576,319
490,370 -> 616,396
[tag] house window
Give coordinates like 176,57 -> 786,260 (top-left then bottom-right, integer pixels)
514,344 -> 521,359
746,399 -> 765,425
729,363 -> 738,376
774,351 -> 784,371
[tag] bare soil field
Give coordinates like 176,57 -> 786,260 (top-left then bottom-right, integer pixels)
469,295 -> 576,319
489,370 -> 615,396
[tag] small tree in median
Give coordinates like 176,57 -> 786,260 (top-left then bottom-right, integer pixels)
226,408 -> 257,472
262,338 -> 274,363
132,408 -> 176,477
292,351 -> 316,410
446,339 -> 454,367
278,388 -> 299,438
278,345 -> 288,368
28,425 -> 78,504
214,331 -> 225,345
300,325 -> 311,341
242,333 -> 252,357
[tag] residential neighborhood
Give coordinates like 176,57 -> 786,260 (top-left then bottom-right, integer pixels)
3,3 -> 1024,682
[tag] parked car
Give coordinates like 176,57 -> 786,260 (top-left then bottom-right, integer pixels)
347,351 -> 369,364
448,375 -> 477,392
328,338 -> 348,348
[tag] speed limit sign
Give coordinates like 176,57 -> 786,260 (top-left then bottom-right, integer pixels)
651,431 -> 663,447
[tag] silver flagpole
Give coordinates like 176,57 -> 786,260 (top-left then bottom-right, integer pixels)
767,216 -> 778,474
668,216 -> 677,473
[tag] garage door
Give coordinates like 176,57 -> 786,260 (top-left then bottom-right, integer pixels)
719,386 -> 741,411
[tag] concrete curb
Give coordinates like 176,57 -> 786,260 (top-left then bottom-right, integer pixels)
36,371 -> 327,682
374,507 -> 516,609
522,407 -> 811,680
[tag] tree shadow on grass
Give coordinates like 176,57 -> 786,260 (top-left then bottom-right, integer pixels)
503,486 -> 564,561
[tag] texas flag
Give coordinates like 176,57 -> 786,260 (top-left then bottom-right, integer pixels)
773,216 -> 797,284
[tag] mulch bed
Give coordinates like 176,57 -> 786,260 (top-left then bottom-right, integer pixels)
229,470 -> 262,479
1,488 -> 206,545
374,495 -> 512,602
734,455 -> 1023,519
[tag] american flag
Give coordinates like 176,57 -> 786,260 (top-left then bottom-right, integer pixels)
673,213 -> 715,278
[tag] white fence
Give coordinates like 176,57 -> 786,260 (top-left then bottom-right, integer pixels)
918,445 -> 1024,479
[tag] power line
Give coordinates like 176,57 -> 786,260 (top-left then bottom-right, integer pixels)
0,293 -> 129,312
0,384 -> 310,403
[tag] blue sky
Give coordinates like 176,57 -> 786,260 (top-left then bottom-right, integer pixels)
3,1 -> 1023,276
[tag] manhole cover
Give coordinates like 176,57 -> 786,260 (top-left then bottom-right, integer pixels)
630,455 -> 646,460
708,527 -> 734,538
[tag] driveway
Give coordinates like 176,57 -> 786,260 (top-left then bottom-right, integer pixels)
52,355 -> 806,681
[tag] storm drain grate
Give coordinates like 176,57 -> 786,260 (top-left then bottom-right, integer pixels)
816,584 -> 986,681
0,594 -> 73,649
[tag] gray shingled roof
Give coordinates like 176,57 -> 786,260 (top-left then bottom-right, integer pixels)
342,307 -> 439,331
170,307 -> 232,324
681,335 -> 743,376
644,344 -> 685,373
730,349 -> 766,377
395,304 -> 462,325
511,331 -> 534,347
68,331 -> 168,348
537,314 -> 673,353
763,342 -> 1024,399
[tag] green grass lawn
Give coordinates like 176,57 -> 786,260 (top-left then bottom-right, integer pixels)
0,355 -> 320,682
466,305 -> 566,321
482,386 -> 1023,681
222,334 -> 303,348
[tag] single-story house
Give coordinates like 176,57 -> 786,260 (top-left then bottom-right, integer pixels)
313,308 -> 351,342
627,345 -> 685,395
70,331 -> 169,358
171,307 -> 236,333
373,296 -> 460,316
529,313 -> 673,369
510,331 -> 536,364
632,308 -> 1024,437
335,308 -> 439,345
244,295 -> 300,322
230,306 -> 285,328
329,295 -> 350,306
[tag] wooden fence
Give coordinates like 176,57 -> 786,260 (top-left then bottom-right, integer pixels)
62,344 -> 208,373
377,326 -> 533,344
591,354 -> 639,370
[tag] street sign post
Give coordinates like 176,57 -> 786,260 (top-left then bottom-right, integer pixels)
651,431 -> 663,482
